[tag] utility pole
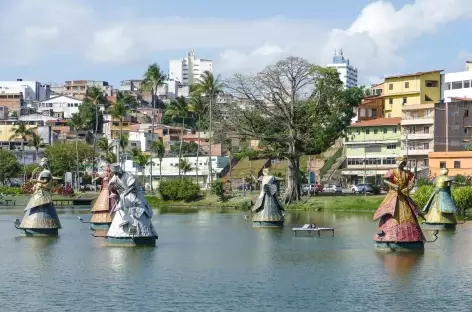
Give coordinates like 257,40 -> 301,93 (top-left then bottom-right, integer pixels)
363,145 -> 367,197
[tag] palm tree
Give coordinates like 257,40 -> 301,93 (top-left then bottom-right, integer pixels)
118,133 -> 129,167
151,137 -> 165,184
191,71 -> 224,186
28,132 -> 43,162
69,113 -> 86,189
179,158 -> 192,177
141,63 -> 166,190
109,100 -> 129,166
86,86 -> 106,173
97,137 -> 116,164
166,96 -> 189,179
132,150 -> 150,186
10,121 -> 35,182
189,94 -> 208,183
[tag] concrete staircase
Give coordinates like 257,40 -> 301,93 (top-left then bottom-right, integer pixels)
321,155 -> 346,183
319,147 -> 345,183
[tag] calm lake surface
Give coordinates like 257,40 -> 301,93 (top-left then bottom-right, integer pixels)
1,208 -> 472,312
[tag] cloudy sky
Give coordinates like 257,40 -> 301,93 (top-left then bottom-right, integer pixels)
1,0 -> 472,86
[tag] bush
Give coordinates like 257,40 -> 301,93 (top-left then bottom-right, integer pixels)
454,175 -> 471,186
211,180 -> 230,202
411,185 -> 434,210
21,181 -> 35,194
417,177 -> 433,187
0,186 -> 21,195
452,186 -> 472,213
159,179 -> 202,202
371,185 -> 381,195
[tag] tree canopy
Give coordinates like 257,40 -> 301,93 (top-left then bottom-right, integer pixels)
222,56 -> 363,203
0,150 -> 21,184
44,142 -> 93,177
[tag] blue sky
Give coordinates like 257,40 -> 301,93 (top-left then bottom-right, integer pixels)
1,0 -> 471,87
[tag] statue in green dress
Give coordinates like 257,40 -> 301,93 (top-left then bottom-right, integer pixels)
422,168 -> 461,229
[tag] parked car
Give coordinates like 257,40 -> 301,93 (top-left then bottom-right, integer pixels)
351,183 -> 373,194
324,184 -> 342,193
302,184 -> 319,196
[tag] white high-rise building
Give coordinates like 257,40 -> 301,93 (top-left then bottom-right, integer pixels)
0,79 -> 50,101
169,51 -> 213,86
327,49 -> 358,89
442,61 -> 472,102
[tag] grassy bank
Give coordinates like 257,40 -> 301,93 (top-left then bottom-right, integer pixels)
146,194 -> 253,211
286,195 -> 385,212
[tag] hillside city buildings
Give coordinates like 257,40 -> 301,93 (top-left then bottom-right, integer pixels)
3,49 -> 472,188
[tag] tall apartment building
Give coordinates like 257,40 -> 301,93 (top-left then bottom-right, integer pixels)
169,51 -> 213,86
383,70 -> 442,169
327,49 -> 358,89
434,98 -> 472,152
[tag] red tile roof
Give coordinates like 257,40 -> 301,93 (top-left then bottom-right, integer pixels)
385,70 -> 443,79
350,117 -> 401,127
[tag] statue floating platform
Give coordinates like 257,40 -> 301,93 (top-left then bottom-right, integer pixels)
373,156 -> 426,251
105,164 -> 158,247
422,168 -> 462,230
252,169 -> 285,228
14,158 -> 61,237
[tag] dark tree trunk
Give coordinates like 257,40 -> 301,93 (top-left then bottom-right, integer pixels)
283,155 -> 301,205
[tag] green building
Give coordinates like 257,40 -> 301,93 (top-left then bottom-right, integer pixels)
342,118 -> 402,185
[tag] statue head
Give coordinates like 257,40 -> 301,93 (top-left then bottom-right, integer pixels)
263,168 -> 270,176
440,168 -> 449,176
39,157 -> 50,168
110,163 -> 123,177
396,155 -> 407,170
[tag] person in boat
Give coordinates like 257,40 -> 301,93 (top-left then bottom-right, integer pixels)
252,168 -> 285,225
90,165 -> 117,227
422,168 -> 460,226
18,157 -> 61,231
106,164 -> 157,240
373,155 -> 425,245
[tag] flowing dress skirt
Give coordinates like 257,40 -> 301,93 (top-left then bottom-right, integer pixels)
423,188 -> 459,225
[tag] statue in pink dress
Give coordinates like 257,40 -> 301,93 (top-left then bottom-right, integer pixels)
90,165 -> 117,235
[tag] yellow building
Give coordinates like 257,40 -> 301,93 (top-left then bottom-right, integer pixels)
383,70 -> 442,170
383,70 -> 442,118
0,121 -> 37,141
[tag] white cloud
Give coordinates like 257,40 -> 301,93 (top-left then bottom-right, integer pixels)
1,0 -> 472,82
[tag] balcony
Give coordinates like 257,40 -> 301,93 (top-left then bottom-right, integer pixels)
401,116 -> 434,125
403,132 -> 434,140
403,148 -> 433,156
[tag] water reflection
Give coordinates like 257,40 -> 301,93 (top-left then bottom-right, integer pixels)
376,251 -> 424,279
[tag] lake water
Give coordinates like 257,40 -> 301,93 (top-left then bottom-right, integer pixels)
1,208 -> 472,312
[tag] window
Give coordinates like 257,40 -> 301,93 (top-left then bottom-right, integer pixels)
465,110 -> 469,117
365,146 -> 381,153
402,97 -> 407,104
465,127 -> 470,134
394,127 -> 397,133
372,109 -> 377,118
465,80 -> 471,88
454,161 -> 461,169
389,83 -> 393,90
425,94 -> 433,102
425,80 -> 439,88
383,157 -> 396,165
440,161 -> 446,168
424,126 -> 429,134
405,82 -> 409,88
424,143 -> 429,149
424,159 -> 429,167
387,144 -> 396,150
388,113 -> 391,118
451,81 -> 462,89
389,98 -> 393,105
356,129 -> 360,135
445,82 -> 451,90
374,129 -> 378,134
365,129 -> 370,134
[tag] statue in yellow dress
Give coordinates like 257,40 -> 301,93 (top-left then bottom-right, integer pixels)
14,157 -> 62,236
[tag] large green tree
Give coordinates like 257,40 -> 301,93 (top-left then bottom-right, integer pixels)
189,94 -> 208,181
224,56 -> 363,204
44,142 -> 93,177
0,150 -> 21,185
